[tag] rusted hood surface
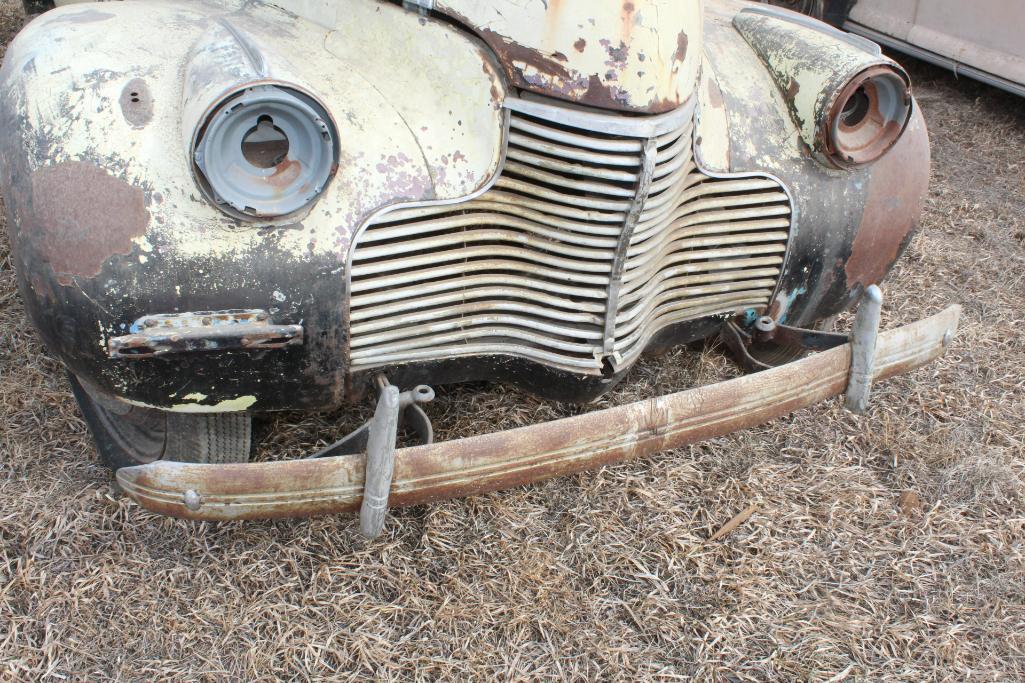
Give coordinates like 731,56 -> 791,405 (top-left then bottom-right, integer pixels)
434,0 -> 702,113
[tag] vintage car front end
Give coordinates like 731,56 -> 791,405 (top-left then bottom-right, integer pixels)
0,0 -> 959,534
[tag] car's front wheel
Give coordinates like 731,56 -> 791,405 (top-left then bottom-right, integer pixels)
69,374 -> 251,471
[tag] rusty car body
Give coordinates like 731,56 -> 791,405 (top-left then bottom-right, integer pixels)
1,0 -> 959,536
769,0 -> 1025,97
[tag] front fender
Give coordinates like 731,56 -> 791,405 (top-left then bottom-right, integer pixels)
0,0 -> 505,412
699,1 -> 929,325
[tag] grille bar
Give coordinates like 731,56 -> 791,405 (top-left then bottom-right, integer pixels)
348,97 -> 793,374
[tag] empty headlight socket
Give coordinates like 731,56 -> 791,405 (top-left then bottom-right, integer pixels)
192,85 -> 339,221
823,65 -> 912,168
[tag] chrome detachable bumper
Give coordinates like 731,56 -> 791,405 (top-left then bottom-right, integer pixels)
116,304 -> 961,528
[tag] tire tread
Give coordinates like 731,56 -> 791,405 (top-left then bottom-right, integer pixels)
165,412 -> 251,464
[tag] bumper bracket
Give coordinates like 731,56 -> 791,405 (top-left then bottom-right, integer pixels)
360,385 -> 400,538
845,285 -> 883,413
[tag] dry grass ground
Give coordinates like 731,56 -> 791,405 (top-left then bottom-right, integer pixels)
2,3 -> 1024,680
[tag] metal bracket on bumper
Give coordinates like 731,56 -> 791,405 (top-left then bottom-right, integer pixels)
297,376 -> 435,537
358,377 -> 435,538
721,285 -> 885,414
115,303 -> 961,525
845,285 -> 883,413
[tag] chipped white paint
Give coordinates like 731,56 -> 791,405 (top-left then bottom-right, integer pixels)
169,396 -> 256,413
3,0 -> 887,417
0,0 -> 512,411
435,0 -> 701,112
4,0 -> 505,262
124,395 -> 256,413
700,2 -> 804,166
695,56 -> 731,172
733,10 -> 905,165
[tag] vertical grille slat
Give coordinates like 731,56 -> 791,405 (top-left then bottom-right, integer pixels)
348,98 -> 793,374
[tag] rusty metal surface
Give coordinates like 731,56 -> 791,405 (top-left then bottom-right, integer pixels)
700,2 -> 929,328
733,7 -> 911,168
116,304 -> 961,521
118,78 -> 153,129
25,161 -> 150,284
720,319 -> 774,373
754,319 -> 847,352
721,313 -> 848,373
107,310 -> 303,359
845,104 -> 929,292
2,0 -> 934,419
432,0 -> 702,113
0,0 -> 505,412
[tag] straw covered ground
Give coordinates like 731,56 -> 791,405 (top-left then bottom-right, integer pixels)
1,2 -> 1023,679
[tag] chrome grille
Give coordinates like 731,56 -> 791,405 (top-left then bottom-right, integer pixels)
348,97 -> 792,374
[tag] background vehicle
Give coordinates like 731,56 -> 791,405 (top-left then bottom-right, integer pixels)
768,0 -> 1025,97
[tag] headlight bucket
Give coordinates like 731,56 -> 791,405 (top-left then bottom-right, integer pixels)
734,7 -> 914,170
824,65 -> 911,167
193,85 -> 338,220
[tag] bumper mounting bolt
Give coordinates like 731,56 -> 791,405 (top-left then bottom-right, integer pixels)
183,489 -> 202,512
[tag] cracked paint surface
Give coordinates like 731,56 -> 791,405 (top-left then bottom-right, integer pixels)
0,0 -> 504,410
434,0 -> 702,113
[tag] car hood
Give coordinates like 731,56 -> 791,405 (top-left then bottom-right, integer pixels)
432,0 -> 703,113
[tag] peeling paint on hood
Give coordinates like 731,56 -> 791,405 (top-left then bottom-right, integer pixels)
433,0 -> 702,113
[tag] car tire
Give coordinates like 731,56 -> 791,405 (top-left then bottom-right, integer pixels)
164,412 -> 252,464
69,373 -> 251,471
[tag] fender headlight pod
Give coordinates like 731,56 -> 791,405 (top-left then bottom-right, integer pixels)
824,65 -> 912,167
193,85 -> 338,220
735,7 -> 913,169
